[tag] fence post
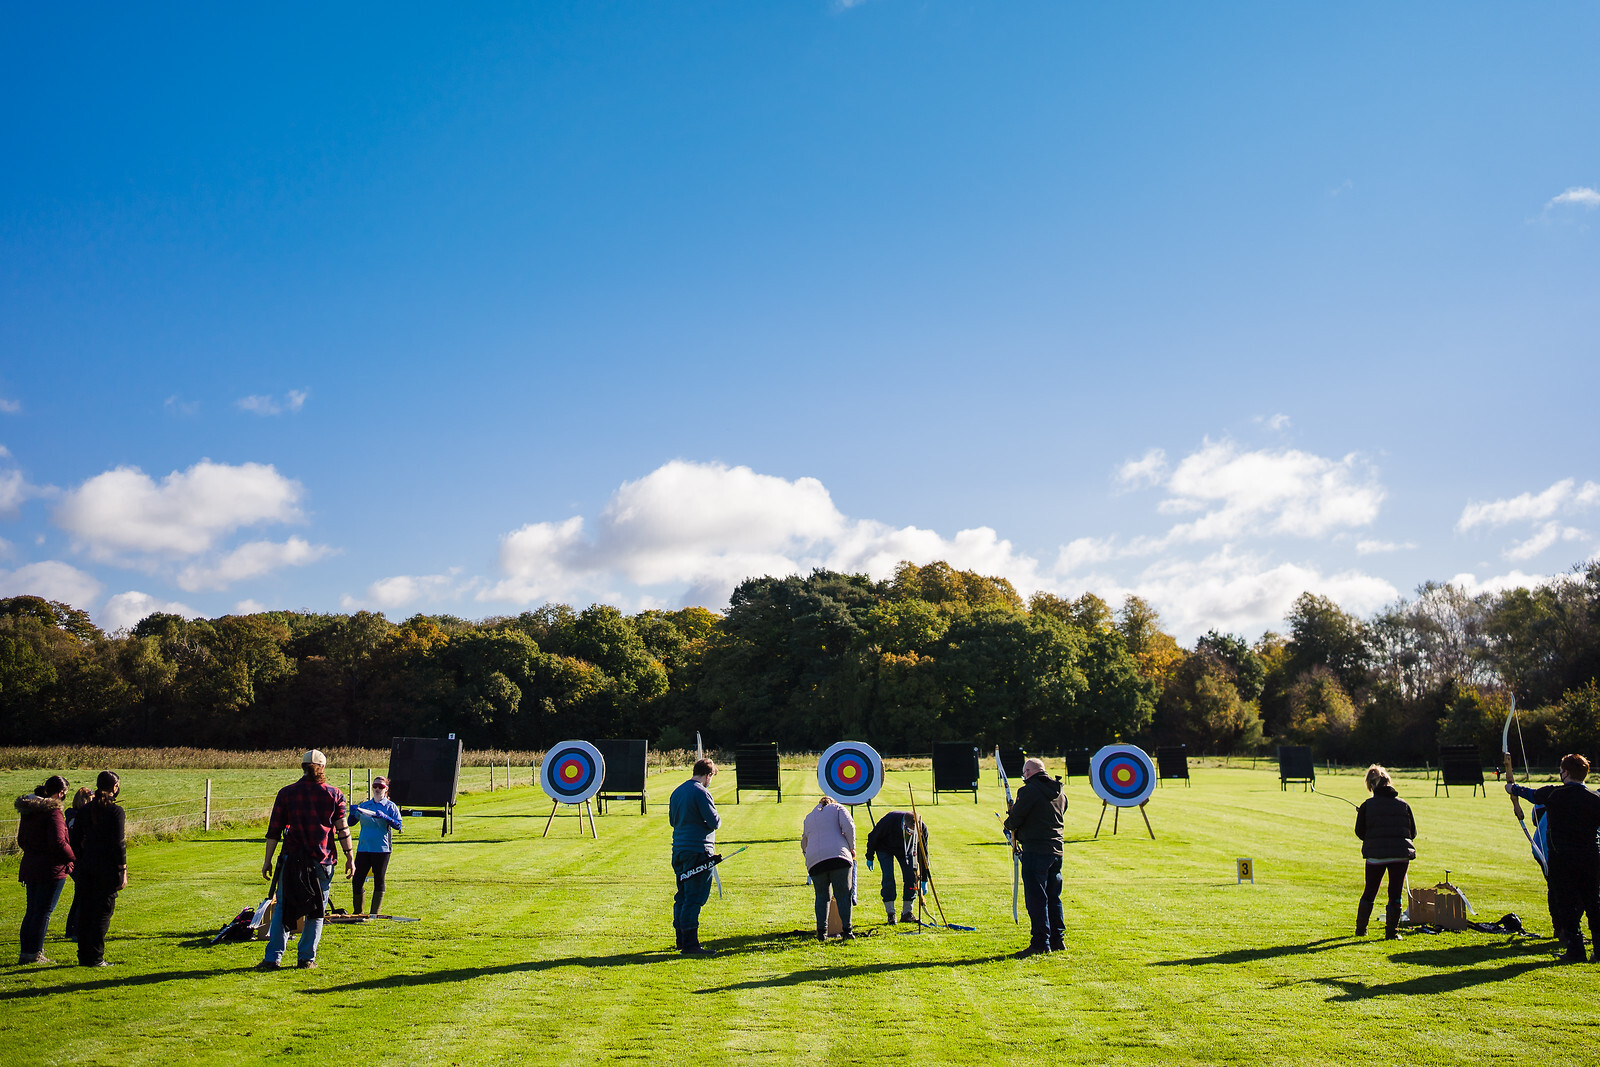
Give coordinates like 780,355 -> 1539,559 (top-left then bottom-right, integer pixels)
367,768 -> 372,794
489,762 -> 495,791
205,778 -> 212,832
348,768 -> 354,796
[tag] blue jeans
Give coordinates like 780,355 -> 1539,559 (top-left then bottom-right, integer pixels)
878,853 -> 917,906
1018,851 -> 1064,949
672,850 -> 714,931
20,878 -> 65,958
812,864 -> 853,932
264,863 -> 333,964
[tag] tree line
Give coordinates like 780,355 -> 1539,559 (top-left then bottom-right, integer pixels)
3,559 -> 1599,765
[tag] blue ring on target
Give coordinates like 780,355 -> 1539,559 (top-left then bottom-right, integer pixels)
540,740 -> 606,804
817,741 -> 884,804
1089,744 -> 1156,807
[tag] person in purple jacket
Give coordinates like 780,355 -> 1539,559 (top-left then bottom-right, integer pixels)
15,775 -> 74,965
350,776 -> 403,916
801,796 -> 857,942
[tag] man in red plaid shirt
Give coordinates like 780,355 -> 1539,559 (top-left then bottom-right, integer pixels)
257,749 -> 354,970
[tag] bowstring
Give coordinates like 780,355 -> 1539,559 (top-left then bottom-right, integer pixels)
1514,712 -> 1531,781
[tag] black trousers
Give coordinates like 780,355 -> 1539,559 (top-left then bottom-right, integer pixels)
1549,851 -> 1600,951
1359,860 -> 1408,910
878,853 -> 917,905
353,852 -> 392,914
74,876 -> 119,965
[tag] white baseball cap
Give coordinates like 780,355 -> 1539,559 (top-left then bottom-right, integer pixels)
300,749 -> 327,766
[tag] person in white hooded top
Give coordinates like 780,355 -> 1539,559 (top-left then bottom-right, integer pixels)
801,796 -> 857,941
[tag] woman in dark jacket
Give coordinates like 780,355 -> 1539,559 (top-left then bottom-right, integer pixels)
15,774 -> 74,964
67,771 -> 127,967
1354,764 -> 1416,941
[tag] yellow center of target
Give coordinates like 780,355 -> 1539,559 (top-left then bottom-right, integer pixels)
842,764 -> 858,781
1115,766 -> 1132,783
562,763 -> 579,780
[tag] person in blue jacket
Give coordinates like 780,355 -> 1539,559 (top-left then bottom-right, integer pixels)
668,758 -> 721,957
349,776 -> 402,916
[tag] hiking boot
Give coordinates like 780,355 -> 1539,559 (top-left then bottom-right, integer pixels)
884,903 -> 897,925
680,928 -> 715,956
255,960 -> 282,971
1014,944 -> 1048,959
297,959 -> 317,969
840,929 -> 855,941
1049,938 -> 1065,952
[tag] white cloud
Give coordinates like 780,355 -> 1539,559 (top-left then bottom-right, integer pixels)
1548,186 -> 1600,210
237,390 -> 308,416
0,560 -> 103,607
1355,539 -> 1416,555
0,397 -> 20,415
55,460 -> 306,561
176,537 -> 334,591
482,460 -> 1044,609
164,395 -> 199,417
476,450 -> 1398,641
340,572 -> 468,612
1255,413 -> 1291,431
1115,449 -> 1168,490
1068,547 -> 1397,640
1155,439 -> 1383,541
1458,478 -> 1600,530
1502,521 -> 1586,562
234,598 -> 267,614
0,452 -> 50,518
1446,570 -> 1559,597
99,591 -> 198,633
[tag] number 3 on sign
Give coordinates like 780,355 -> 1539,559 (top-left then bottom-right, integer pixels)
1236,858 -> 1253,884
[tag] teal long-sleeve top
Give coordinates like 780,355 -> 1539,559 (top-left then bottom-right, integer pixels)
668,778 -> 720,855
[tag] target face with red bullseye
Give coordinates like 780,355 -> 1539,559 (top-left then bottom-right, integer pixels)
817,741 -> 884,805
1089,745 -> 1157,807
540,740 -> 606,804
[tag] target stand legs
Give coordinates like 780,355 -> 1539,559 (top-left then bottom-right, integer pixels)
1093,799 -> 1156,840
542,800 -> 600,839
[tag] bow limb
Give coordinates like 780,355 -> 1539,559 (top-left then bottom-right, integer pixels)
1502,696 -> 1548,869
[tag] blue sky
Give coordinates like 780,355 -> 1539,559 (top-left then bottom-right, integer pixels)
2,2 -> 1597,640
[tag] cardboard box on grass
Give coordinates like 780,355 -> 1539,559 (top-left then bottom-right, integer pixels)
1407,884 -> 1468,929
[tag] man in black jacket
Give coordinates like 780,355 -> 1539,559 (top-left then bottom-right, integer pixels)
1003,758 -> 1066,957
864,810 -> 929,924
1509,753 -> 1600,962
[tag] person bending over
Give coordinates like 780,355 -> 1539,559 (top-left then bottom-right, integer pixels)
350,776 -> 403,916
864,810 -> 929,924
668,758 -> 721,957
1003,758 -> 1066,958
1508,753 -> 1600,962
259,750 -> 353,971
1353,764 -> 1416,940
801,796 -> 857,941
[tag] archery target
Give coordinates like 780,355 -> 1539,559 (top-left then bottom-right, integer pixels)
817,741 -> 884,805
540,740 -> 606,804
1089,745 -> 1157,807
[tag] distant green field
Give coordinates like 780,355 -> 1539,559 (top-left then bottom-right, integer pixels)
0,762 -> 1587,1066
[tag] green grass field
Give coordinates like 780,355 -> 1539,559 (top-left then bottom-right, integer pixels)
0,762 -> 1590,1066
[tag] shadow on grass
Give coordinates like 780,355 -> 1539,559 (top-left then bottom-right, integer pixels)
301,948 -> 682,993
1309,958 -> 1551,999
0,966 -> 241,1000
1152,937 -> 1361,966
692,954 -> 1013,993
